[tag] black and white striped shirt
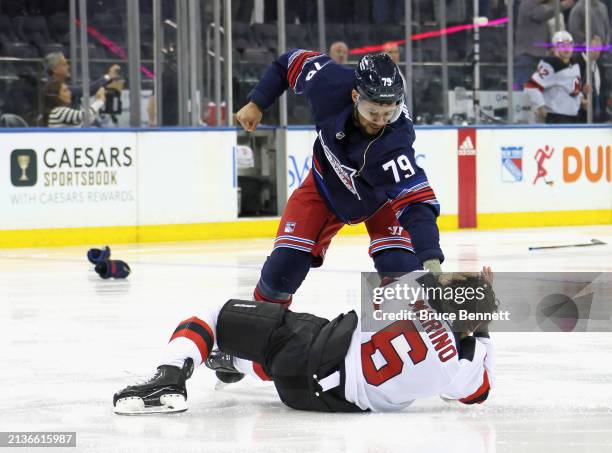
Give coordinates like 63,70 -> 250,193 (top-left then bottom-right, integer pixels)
47,99 -> 104,127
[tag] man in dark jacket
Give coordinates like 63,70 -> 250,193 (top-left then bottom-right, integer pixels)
43,51 -> 120,107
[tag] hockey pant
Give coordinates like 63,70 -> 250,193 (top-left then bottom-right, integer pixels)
254,170 -> 422,308
161,299 -> 365,412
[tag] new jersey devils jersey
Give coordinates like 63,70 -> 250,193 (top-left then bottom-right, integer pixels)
525,56 -> 583,116
343,299 -> 494,412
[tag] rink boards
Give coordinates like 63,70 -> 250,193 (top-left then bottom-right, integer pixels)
0,125 -> 610,247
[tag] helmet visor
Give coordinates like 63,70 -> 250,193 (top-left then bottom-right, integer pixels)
356,96 -> 403,126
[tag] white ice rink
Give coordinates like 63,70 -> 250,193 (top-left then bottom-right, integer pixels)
1,225 -> 611,453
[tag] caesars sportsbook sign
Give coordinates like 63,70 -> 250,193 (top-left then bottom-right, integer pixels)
2,132 -> 137,229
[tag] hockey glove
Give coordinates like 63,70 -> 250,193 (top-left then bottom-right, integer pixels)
95,259 -> 131,279
87,246 -> 111,265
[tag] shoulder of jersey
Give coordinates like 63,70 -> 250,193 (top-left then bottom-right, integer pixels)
318,59 -> 356,83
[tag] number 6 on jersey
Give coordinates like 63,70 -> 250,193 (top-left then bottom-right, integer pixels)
361,320 -> 428,386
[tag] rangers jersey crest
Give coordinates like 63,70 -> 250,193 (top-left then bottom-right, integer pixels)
318,130 -> 361,200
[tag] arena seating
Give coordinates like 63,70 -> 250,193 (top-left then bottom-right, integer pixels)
0,0 -> 515,126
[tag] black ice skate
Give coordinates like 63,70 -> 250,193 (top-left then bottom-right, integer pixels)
205,350 -> 245,384
113,358 -> 194,415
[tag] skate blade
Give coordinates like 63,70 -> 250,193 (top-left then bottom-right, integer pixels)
214,380 -> 231,390
439,394 -> 459,404
114,394 -> 187,415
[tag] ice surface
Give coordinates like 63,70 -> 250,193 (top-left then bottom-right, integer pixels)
1,225 -> 611,452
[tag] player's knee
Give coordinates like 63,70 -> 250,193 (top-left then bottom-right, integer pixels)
217,299 -> 286,363
260,247 -> 314,294
373,249 -> 422,275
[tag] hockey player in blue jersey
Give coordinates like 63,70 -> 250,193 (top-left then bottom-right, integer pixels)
236,50 -> 444,309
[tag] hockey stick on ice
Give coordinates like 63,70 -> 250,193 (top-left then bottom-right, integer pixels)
529,238 -> 606,251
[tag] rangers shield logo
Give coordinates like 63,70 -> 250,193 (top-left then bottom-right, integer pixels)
501,146 -> 523,182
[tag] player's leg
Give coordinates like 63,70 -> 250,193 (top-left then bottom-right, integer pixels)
365,203 -> 422,276
214,300 -> 363,412
114,299 -> 291,415
113,305 -> 223,414
216,171 -> 343,385
254,170 -> 344,308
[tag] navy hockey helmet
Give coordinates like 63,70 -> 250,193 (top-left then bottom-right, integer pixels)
355,53 -> 404,105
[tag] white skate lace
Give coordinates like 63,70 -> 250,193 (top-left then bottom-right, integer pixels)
122,369 -> 161,385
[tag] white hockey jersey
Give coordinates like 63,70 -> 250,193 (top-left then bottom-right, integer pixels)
525,56 -> 583,116
343,299 -> 494,412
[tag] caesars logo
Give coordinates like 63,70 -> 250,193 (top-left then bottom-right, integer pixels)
10,146 -> 133,188
43,146 -> 132,187
10,149 -> 37,187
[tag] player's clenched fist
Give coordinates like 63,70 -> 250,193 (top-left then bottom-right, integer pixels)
235,101 -> 263,132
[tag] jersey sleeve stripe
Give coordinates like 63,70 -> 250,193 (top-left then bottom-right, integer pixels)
525,79 -> 544,91
390,187 -> 437,211
287,51 -> 310,85
287,52 -> 313,87
394,191 -> 437,207
287,51 -> 321,88
459,370 -> 490,405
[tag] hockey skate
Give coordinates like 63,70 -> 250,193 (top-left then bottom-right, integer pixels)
205,350 -> 245,385
113,358 -> 193,415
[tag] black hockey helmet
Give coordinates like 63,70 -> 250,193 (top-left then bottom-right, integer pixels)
355,53 -> 404,105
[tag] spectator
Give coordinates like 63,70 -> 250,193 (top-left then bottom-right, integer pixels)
43,51 -> 121,107
146,47 -> 179,126
41,80 -> 105,128
525,31 -> 586,123
382,41 -> 400,64
568,0 -> 610,46
329,41 -> 349,64
577,35 -> 610,122
383,42 -> 408,97
515,0 -> 575,89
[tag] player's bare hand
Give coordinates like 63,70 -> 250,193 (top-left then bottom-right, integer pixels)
482,266 -> 493,284
536,106 -> 547,123
236,102 -> 263,132
107,64 -> 121,79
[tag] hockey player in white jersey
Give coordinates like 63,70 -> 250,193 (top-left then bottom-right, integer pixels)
525,30 -> 587,123
113,268 -> 497,414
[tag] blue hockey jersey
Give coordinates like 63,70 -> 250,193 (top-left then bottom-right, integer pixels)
248,49 -> 443,263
